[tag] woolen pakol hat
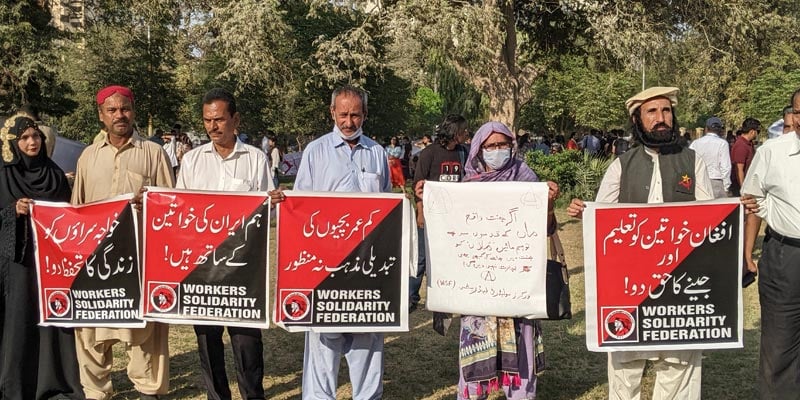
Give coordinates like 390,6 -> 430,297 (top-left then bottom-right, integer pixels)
625,87 -> 680,116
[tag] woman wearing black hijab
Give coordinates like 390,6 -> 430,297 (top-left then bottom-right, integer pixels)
1,114 -> 83,399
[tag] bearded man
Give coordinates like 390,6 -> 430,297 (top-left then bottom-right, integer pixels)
567,87 -> 714,399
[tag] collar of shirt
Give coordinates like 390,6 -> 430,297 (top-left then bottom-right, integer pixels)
735,135 -> 754,147
789,132 -> 800,156
99,130 -> 144,149
202,138 -> 249,159
329,133 -> 368,150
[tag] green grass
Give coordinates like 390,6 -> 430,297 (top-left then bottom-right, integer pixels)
105,207 -> 762,399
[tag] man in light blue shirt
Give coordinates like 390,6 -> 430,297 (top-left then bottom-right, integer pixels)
293,85 -> 390,400
293,94 -> 390,193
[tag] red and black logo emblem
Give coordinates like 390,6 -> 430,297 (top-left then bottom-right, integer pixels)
282,291 -> 311,322
150,284 -> 177,313
603,307 -> 637,341
47,289 -> 71,318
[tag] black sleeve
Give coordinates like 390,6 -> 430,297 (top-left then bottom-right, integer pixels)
413,147 -> 433,201
0,204 -> 18,261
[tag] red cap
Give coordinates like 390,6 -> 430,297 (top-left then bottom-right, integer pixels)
96,85 -> 134,105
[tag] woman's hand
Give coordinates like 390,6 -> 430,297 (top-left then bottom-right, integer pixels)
546,181 -> 560,202
15,198 -> 33,216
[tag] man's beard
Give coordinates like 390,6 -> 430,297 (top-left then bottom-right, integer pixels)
634,119 -> 678,148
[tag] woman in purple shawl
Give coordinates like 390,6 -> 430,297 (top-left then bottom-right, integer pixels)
457,121 -> 559,400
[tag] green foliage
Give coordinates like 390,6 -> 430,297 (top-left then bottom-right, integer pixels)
738,43 -> 800,128
405,86 -> 443,134
525,149 -> 612,204
521,56 -> 637,133
0,1 -> 75,115
51,1 -> 182,142
13,0 -> 800,149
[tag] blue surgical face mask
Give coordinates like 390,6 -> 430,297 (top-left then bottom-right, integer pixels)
482,148 -> 511,171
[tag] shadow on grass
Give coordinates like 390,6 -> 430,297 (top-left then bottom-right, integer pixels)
701,325 -> 760,399
537,310 -> 608,400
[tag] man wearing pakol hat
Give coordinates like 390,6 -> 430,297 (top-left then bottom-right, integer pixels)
567,86 -> 715,399
742,88 -> 800,399
72,85 -> 174,400
689,116 -> 732,198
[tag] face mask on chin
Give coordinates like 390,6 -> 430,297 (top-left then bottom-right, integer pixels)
482,148 -> 511,171
334,124 -> 363,141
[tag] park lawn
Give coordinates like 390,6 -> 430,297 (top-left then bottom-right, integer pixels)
107,208 -> 762,399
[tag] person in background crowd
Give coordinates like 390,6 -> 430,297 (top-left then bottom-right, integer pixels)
274,85 -> 390,400
176,87 -> 273,400
72,85 -> 173,400
742,88 -> 800,399
401,135 -> 413,178
612,129 -> 631,156
1,114 -> 83,400
386,136 -> 406,192
566,132 -> 579,150
410,114 -> 470,312
176,131 -> 193,167
729,118 -> 760,197
568,86 -> 714,400
163,129 -> 179,174
149,128 -> 165,146
534,136 -> 551,154
725,130 -> 736,147
580,129 -> 601,155
689,117 -> 731,198
415,134 -> 432,149
681,128 -> 693,146
267,135 -> 281,188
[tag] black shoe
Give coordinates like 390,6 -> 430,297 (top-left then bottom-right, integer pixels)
139,393 -> 160,400
409,302 -> 418,313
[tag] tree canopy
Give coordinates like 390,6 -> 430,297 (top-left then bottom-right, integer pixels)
7,0 -> 800,143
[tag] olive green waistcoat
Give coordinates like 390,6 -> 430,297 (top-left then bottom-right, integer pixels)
618,146 -> 696,203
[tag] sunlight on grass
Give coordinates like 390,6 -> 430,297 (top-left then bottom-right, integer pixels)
103,208 -> 761,399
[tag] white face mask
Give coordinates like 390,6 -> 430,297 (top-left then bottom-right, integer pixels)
334,124 -> 363,141
482,148 -> 511,171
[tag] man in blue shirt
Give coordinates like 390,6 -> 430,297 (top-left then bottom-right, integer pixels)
286,85 -> 390,400
581,129 -> 602,155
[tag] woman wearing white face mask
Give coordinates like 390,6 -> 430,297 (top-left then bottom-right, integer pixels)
454,121 -> 559,400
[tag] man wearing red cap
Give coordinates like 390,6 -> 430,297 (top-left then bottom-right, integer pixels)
72,85 -> 174,400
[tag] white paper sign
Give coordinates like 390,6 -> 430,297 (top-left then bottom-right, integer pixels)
423,181 -> 549,317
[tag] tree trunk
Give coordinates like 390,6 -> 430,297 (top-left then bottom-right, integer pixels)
485,0 -> 520,132
487,88 -> 518,133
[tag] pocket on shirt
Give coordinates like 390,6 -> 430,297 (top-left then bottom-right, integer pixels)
126,170 -> 151,190
227,177 -> 253,191
360,172 -> 381,192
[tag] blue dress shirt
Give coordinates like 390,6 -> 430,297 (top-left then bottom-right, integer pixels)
294,132 -> 391,193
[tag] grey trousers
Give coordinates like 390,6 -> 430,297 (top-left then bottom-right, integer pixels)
758,236 -> 800,399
